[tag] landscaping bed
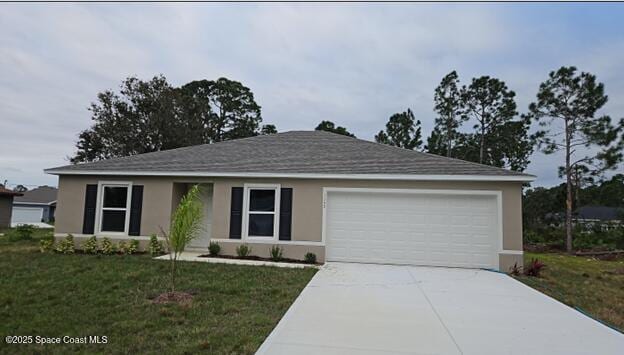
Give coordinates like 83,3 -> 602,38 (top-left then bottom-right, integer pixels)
198,253 -> 321,266
0,236 -> 317,354
515,252 -> 624,332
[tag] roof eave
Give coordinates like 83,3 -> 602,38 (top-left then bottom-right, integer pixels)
44,169 -> 536,182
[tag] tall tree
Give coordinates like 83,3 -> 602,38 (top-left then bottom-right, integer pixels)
260,124 -> 278,135
72,76 -> 268,163
433,71 -> 465,157
461,76 -> 518,164
315,121 -> 356,137
526,66 -> 624,253
13,185 -> 28,193
375,109 -> 422,150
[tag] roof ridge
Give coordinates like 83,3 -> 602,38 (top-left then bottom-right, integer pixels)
350,135 -> 535,177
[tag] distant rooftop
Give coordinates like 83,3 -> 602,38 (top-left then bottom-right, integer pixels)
576,206 -> 623,221
0,186 -> 23,197
14,185 -> 57,204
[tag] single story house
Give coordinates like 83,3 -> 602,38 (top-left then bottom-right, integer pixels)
0,187 -> 23,229
575,205 -> 623,230
12,185 -> 57,225
45,131 -> 534,271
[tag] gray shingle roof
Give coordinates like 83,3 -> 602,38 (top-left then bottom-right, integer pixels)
46,131 -> 534,179
14,186 -> 57,204
576,206 -> 623,221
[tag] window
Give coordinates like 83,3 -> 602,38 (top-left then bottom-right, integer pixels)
98,183 -> 131,234
244,184 -> 280,239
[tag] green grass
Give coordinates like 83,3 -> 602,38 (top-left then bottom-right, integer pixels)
516,252 -> 624,332
0,236 -> 317,354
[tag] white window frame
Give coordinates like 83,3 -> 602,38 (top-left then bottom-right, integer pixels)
94,181 -> 133,236
242,183 -> 281,241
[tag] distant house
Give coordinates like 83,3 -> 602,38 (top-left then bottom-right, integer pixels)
575,205 -> 623,231
12,186 -> 57,226
0,187 -> 23,229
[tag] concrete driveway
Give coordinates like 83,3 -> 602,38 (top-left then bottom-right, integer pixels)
257,262 -> 624,355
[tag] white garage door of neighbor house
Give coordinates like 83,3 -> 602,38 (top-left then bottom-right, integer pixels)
324,189 -> 501,269
11,207 -> 44,224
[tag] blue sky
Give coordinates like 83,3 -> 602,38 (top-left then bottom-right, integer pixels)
1,3 -> 623,189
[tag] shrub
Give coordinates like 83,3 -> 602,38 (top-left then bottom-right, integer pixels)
117,241 -> 128,254
208,241 -> 221,256
55,234 -> 75,254
83,236 -> 98,254
149,234 -> 164,256
101,238 -> 116,255
39,238 -> 55,253
270,245 -> 283,262
304,252 -> 317,264
14,224 -> 35,240
6,224 -> 35,242
127,239 -> 139,254
509,262 -> 521,276
524,258 -> 546,277
236,244 -> 251,258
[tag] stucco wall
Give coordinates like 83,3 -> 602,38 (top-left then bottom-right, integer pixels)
211,178 -> 524,251
0,196 -> 14,228
53,175 -> 524,269
55,175 -> 176,236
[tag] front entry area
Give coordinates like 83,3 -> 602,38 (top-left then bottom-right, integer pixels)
324,188 -> 501,269
173,183 -> 213,249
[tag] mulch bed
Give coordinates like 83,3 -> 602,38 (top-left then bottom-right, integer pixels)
198,254 -> 319,266
151,291 -> 193,305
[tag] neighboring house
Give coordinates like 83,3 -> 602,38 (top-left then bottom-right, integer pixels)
575,205 -> 623,231
0,187 -> 23,229
45,131 -> 535,271
12,186 -> 58,225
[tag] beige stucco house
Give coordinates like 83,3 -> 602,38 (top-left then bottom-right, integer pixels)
46,131 -> 534,271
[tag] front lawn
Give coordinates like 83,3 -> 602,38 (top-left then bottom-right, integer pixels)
516,252 -> 624,332
0,237 -> 317,354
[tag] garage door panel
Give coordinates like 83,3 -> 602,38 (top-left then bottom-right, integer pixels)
11,207 -> 44,224
325,191 -> 500,269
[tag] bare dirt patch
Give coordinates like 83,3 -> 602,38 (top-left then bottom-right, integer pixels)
151,291 -> 194,305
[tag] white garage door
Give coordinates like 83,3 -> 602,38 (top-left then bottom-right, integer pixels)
325,189 -> 501,269
12,207 -> 44,224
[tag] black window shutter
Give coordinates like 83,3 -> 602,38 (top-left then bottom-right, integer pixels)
82,184 -> 98,234
229,187 -> 244,239
128,185 -> 143,236
279,188 -> 293,240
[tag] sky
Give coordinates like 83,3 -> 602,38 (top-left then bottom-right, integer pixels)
1,3 -> 623,189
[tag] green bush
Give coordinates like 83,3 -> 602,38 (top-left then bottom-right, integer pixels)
304,252 -> 317,264
524,225 -> 624,251
270,245 -> 283,261
149,234 -> 164,256
101,238 -> 116,255
236,244 -> 251,258
127,239 -> 139,254
117,241 -> 128,254
83,236 -> 98,254
208,241 -> 221,256
39,238 -> 55,253
55,234 -> 75,254
15,224 -> 35,240
6,224 -> 36,242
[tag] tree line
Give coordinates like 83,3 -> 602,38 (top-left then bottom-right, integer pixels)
71,76 -> 276,163
72,67 -> 624,253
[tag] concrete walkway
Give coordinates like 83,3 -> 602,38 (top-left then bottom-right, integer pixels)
257,262 -> 624,355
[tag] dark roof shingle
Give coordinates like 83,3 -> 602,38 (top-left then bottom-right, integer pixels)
46,130 -> 534,179
14,186 -> 57,204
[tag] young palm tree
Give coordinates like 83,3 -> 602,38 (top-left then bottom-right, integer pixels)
161,185 -> 203,292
